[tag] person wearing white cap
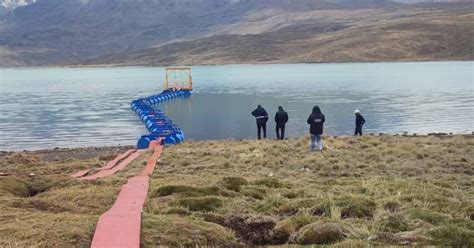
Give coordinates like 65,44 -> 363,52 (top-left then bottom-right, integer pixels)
354,109 -> 366,136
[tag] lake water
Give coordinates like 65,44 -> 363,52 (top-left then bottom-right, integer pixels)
1,62 -> 473,151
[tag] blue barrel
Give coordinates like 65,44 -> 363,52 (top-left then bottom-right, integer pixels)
137,136 -> 152,149
175,133 -> 184,143
164,135 -> 177,145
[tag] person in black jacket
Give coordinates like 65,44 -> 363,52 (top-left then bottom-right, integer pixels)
274,106 -> 289,140
251,105 -> 268,139
354,109 -> 366,136
307,105 -> 325,152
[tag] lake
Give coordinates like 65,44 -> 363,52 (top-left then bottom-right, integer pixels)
1,62 -> 473,151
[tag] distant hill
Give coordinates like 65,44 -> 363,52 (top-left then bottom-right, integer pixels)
89,6 -> 474,66
0,0 -> 473,66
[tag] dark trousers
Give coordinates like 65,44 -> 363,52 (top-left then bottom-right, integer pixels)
355,126 -> 363,136
276,124 -> 285,140
257,123 -> 267,139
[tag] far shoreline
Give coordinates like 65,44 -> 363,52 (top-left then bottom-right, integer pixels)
1,59 -> 473,70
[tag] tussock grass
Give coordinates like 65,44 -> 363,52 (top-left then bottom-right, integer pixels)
175,196 -> 223,212
274,208 -> 318,235
146,135 -> 473,246
0,147 -> 147,247
221,176 -> 248,192
428,225 -> 474,247
141,213 -> 238,247
253,177 -> 285,188
1,135 -> 473,246
296,221 -> 348,245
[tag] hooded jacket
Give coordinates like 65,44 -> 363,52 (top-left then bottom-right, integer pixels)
307,107 -> 325,135
275,107 -> 289,125
251,106 -> 269,124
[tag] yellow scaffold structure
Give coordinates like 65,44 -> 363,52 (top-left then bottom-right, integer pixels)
164,67 -> 193,91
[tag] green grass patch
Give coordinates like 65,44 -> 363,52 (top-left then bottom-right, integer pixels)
153,185 -> 219,197
241,186 -> 267,200
296,222 -> 348,245
409,209 -> 450,225
221,177 -> 248,192
335,195 -> 376,219
176,196 -> 223,212
255,194 -> 288,212
428,225 -> 474,247
253,177 -> 284,188
379,214 -> 410,233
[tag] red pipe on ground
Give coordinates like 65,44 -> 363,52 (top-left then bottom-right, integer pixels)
71,169 -> 92,178
98,149 -> 136,171
71,149 -> 137,178
80,150 -> 144,180
90,140 -> 163,248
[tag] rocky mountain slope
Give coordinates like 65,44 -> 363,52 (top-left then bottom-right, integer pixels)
90,3 -> 473,65
0,0 -> 263,65
0,0 -> 472,66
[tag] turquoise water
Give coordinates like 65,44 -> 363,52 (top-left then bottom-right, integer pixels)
1,62 -> 473,150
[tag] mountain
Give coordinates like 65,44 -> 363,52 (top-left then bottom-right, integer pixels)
0,0 -> 35,9
89,4 -> 474,65
0,0 -> 473,66
0,0 -> 266,65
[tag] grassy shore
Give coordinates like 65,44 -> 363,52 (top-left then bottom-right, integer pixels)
0,135 -> 473,247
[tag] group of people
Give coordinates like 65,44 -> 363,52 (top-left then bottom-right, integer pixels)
251,105 -> 366,152
251,105 -> 289,140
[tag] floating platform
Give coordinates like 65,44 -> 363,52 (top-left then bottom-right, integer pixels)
131,89 -> 192,148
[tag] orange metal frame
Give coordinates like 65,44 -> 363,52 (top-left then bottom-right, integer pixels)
164,67 -> 193,90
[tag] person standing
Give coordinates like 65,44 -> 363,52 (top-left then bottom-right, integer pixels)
274,106 -> 289,140
251,105 -> 268,139
354,109 -> 366,136
307,105 -> 325,152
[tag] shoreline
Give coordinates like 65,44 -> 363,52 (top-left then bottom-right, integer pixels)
0,59 -> 473,70
1,133 -> 472,153
0,131 -> 474,153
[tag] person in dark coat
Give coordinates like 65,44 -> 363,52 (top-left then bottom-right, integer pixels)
307,105 -> 325,151
354,109 -> 366,136
274,106 -> 289,140
251,105 -> 268,139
